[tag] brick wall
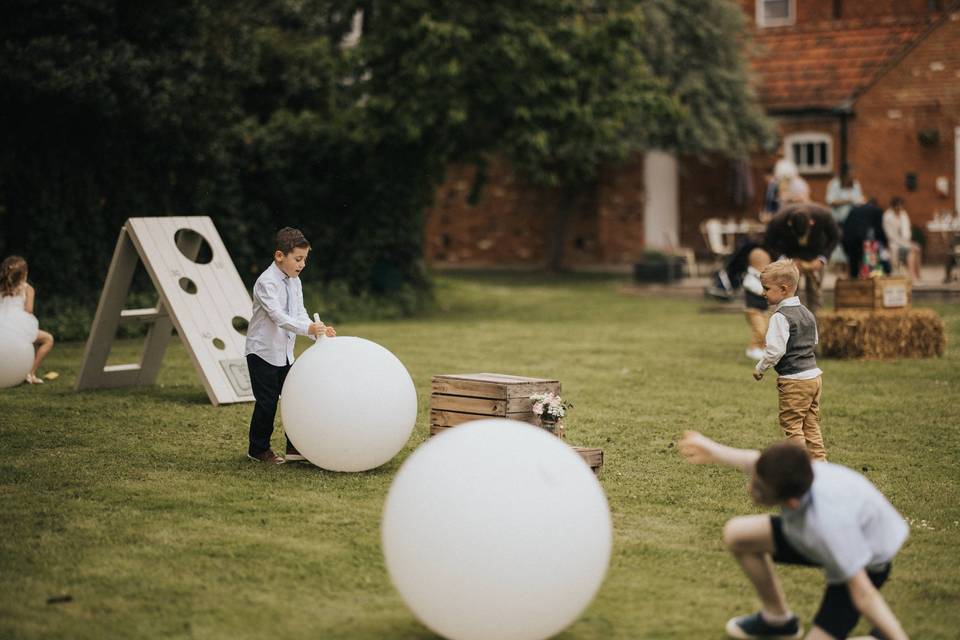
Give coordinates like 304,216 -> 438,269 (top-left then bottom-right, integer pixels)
596,155 -> 647,263
739,0 -> 937,24
424,6 -> 960,269
425,158 -> 605,267
424,155 -> 652,268
849,9 -> 960,256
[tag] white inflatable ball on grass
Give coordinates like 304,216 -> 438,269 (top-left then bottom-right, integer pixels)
382,419 -> 612,640
0,330 -> 33,388
280,336 -> 417,472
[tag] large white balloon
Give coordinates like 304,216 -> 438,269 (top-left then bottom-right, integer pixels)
280,336 -> 417,472
0,329 -> 33,388
382,419 -> 612,640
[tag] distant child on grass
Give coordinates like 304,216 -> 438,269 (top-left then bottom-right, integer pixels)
0,255 -> 55,384
244,228 -> 335,465
753,259 -> 826,460
679,431 -> 909,640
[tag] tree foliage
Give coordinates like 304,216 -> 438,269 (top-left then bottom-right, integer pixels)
638,0 -> 773,155
1,0 -> 769,332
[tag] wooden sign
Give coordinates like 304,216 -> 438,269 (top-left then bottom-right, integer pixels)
76,217 -> 254,405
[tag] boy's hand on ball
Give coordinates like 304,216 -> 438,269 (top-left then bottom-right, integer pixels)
308,321 -> 325,337
324,325 -> 337,337
753,371 -> 763,381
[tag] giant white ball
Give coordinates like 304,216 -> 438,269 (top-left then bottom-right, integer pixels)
382,419 -> 612,640
280,336 -> 417,472
0,329 -> 33,388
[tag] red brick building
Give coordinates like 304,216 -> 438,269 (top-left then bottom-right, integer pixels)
425,0 -> 960,267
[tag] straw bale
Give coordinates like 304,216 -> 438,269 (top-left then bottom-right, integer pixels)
818,309 -> 945,359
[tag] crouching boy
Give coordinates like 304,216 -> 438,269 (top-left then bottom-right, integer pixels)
679,431 -> 909,640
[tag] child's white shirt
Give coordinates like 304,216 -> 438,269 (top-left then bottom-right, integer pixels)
244,263 -> 311,367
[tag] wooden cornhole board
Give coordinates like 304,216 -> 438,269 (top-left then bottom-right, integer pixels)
76,216 -> 254,406
429,373 -> 603,474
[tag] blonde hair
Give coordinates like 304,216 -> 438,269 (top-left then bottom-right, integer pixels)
0,255 -> 27,297
761,259 -> 799,291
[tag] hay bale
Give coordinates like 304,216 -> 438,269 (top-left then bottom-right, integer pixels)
818,309 -> 945,359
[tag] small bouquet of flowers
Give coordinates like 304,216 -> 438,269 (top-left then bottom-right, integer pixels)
530,392 -> 572,422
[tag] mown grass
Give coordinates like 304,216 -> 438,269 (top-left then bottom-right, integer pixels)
2,272 -> 958,639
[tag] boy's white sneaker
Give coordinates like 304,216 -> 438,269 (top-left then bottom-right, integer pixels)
745,348 -> 765,360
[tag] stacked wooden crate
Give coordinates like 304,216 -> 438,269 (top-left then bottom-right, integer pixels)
835,276 -> 911,310
430,373 -> 603,474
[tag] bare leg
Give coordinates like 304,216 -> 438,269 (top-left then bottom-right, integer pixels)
908,245 -> 921,281
31,330 -> 54,376
723,515 -> 792,617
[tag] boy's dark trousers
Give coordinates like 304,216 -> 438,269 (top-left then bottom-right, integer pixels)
247,353 -> 291,456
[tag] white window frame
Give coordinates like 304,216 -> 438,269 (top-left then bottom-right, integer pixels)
784,132 -> 834,175
756,0 -> 796,27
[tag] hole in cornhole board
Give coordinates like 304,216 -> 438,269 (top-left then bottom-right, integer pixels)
231,316 -> 249,335
212,337 -> 226,350
174,228 -> 213,264
178,277 -> 198,294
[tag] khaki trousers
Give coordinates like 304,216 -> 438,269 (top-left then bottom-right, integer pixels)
777,376 -> 826,460
744,309 -> 768,350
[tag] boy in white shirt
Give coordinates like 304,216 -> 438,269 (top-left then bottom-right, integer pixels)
679,431 -> 909,640
245,227 -> 335,464
754,260 -> 826,460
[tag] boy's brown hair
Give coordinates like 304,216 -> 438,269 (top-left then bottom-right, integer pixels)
755,442 -> 814,500
1,255 -> 28,297
275,227 -> 311,255
761,259 -> 799,291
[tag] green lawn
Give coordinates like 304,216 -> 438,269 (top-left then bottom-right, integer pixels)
2,272 -> 958,639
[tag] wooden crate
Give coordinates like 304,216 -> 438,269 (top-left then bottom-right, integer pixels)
834,277 -> 911,311
431,373 -> 561,429
428,424 -> 603,474
430,373 -> 602,474
572,446 -> 604,475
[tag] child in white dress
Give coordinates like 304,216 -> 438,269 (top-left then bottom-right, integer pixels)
0,256 -> 54,384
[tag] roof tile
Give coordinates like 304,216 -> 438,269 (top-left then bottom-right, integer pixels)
749,16 -> 934,110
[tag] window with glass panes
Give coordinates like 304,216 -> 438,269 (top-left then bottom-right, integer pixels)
784,133 -> 833,175
757,0 -> 795,26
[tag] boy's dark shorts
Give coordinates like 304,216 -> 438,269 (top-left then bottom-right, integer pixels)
770,516 -> 892,640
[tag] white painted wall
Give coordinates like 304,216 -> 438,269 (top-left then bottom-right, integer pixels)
643,150 -> 680,249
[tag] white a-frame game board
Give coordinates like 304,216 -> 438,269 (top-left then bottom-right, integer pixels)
76,217 -> 254,405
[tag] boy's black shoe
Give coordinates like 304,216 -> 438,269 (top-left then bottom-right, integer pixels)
284,442 -> 306,462
247,450 -> 285,465
725,612 -> 802,639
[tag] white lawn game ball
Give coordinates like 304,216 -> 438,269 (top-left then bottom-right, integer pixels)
381,419 -> 612,640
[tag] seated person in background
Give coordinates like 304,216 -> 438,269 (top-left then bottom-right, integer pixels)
764,204 -> 839,314
842,201 -> 891,279
825,164 -> 864,225
777,164 -> 811,208
882,197 -> 922,281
